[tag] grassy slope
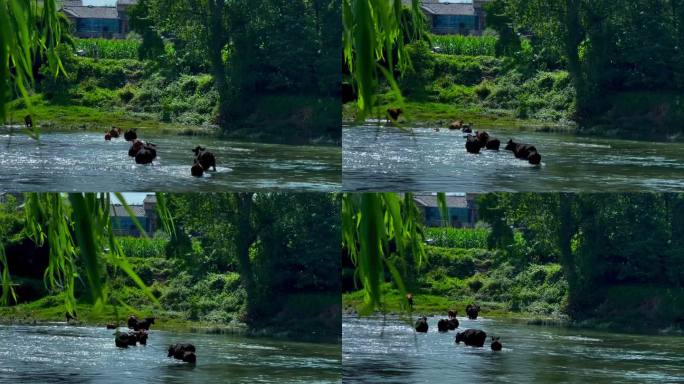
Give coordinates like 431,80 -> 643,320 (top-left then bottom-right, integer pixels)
5,95 -> 213,135
344,42 -> 577,134
343,233 -> 569,322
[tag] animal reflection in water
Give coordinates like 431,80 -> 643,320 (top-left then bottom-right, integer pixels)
102,127 -> 221,177
412,301 -> 503,351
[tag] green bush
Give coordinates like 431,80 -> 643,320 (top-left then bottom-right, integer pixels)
425,246 -> 478,278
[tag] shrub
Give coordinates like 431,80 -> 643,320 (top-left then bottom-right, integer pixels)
474,82 -> 492,99
425,246 -> 478,278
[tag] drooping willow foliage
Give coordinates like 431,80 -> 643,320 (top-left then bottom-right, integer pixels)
0,0 -> 66,135
341,193 -> 446,314
0,193 -> 173,317
342,0 -> 424,117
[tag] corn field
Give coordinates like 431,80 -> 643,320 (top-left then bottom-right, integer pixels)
75,38 -> 140,60
430,34 -> 497,56
425,227 -> 489,249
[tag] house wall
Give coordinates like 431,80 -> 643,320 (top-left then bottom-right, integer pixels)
423,207 -> 477,227
74,18 -> 120,38
111,216 -> 149,237
431,14 -> 479,35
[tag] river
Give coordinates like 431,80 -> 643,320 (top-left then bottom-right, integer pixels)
343,125 -> 684,192
0,131 -> 340,191
0,324 -> 340,383
343,315 -> 684,383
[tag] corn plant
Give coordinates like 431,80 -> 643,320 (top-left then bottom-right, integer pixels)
425,227 -> 490,249
430,34 -> 497,56
75,38 -> 140,60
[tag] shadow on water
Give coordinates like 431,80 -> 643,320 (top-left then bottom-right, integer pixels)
343,125 -> 684,192
342,315 -> 684,384
0,324 -> 340,384
0,131 -> 341,192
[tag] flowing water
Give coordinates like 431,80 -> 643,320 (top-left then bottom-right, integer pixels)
343,125 -> 684,192
343,315 -> 684,383
0,131 -> 340,191
0,324 -> 340,383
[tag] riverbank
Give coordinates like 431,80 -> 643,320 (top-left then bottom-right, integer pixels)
342,292 -> 684,336
342,291 -> 549,321
5,97 -> 214,136
6,94 -> 339,145
0,294 -> 340,342
351,40 -> 684,142
343,101 -> 575,134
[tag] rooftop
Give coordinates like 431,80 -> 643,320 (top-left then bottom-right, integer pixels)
61,4 -> 119,19
413,194 -> 474,209
110,204 -> 146,217
402,0 -> 486,16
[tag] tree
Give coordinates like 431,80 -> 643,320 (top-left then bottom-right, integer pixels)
0,193 -> 172,316
341,193 -> 446,314
342,0 -> 425,117
0,0 -> 66,133
165,193 -> 340,326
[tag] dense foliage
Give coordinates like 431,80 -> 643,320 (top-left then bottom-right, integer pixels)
478,193 -> 684,325
129,0 -> 341,141
394,41 -> 575,122
344,193 -> 684,327
485,0 -> 684,133
0,0 -> 66,134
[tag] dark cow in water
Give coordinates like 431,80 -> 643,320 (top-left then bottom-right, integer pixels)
191,161 -> 204,177
128,315 -> 155,331
474,131 -> 500,151
491,336 -> 502,351
387,108 -> 403,122
192,146 -> 216,172
168,344 -> 197,363
465,135 -> 481,154
135,143 -> 157,165
505,139 -> 542,165
128,140 -> 143,157
450,120 -> 463,130
415,316 -> 428,333
115,330 -> 148,348
437,319 -> 449,333
24,115 -> 33,129
455,329 -> 487,347
485,138 -> 500,150
124,129 -> 137,141
466,304 -> 480,320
